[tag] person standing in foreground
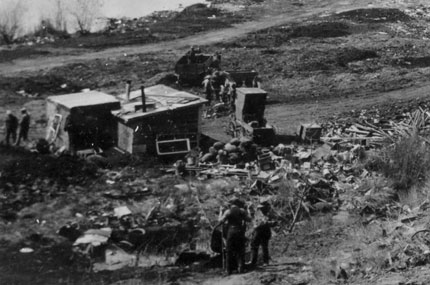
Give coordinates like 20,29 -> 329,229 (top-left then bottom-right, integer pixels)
250,201 -> 276,267
15,108 -> 30,146
218,198 -> 251,275
5,110 -> 18,145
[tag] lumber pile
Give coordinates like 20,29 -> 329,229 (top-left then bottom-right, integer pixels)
322,107 -> 430,147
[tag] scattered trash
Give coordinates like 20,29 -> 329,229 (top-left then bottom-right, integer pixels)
114,206 -> 132,218
19,247 -> 34,253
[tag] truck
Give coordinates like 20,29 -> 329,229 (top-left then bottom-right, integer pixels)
175,49 -> 261,88
174,49 -> 220,85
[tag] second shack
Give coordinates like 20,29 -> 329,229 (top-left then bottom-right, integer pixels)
46,91 -> 121,152
112,84 -> 207,155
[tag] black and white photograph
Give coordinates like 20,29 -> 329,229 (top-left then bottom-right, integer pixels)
2,0 -> 430,284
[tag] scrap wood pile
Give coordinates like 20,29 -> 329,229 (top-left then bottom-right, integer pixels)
322,107 -> 430,147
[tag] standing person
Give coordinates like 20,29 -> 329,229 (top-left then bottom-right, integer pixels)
228,83 -> 237,112
15,108 -> 30,146
203,75 -> 213,105
218,198 -> 251,275
64,114 -> 78,155
252,74 -> 262,88
5,110 -> 18,145
250,201 -> 276,267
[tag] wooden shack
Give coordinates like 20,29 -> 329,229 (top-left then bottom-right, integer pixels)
46,91 -> 120,151
112,84 -> 207,155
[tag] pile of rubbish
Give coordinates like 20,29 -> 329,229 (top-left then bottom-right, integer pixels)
56,182 -> 210,270
103,13 -> 176,34
58,202 -> 198,264
179,136 -> 369,216
0,152 -> 99,218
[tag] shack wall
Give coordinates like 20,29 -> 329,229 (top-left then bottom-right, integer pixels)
118,105 -> 202,154
46,101 -> 120,151
117,123 -> 134,153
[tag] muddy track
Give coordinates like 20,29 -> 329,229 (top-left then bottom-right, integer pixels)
0,1 -> 376,76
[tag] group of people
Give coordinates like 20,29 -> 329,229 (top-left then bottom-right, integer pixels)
218,197 -> 276,275
5,108 -> 30,146
203,72 -> 237,109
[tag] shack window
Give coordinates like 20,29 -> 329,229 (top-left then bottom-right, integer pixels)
156,138 -> 190,155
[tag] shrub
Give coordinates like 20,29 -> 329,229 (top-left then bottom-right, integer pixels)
33,19 -> 69,39
380,132 -> 430,191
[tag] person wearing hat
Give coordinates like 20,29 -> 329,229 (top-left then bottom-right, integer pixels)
202,75 -> 213,105
218,197 -> 251,275
249,200 -> 276,267
5,110 -> 18,145
15,108 -> 30,146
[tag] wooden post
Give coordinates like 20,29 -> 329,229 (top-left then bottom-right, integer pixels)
140,85 -> 146,112
125,80 -> 131,103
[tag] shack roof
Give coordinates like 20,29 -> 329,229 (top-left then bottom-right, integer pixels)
47,91 -> 120,110
113,84 -> 207,123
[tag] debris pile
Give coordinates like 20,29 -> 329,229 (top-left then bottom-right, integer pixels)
354,201 -> 430,274
103,9 -> 182,34
57,195 -> 202,269
0,152 -> 99,219
53,170 -> 227,270
179,136 -> 370,219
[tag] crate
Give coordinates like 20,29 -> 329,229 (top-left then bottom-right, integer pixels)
298,123 -> 322,141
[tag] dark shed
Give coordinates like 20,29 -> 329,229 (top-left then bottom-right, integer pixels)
46,91 -> 120,151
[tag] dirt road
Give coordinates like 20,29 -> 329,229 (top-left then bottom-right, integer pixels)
0,0 -> 409,76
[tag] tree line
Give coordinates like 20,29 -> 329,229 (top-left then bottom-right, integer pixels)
0,0 -> 104,45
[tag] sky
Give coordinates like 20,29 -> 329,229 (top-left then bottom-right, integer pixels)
4,0 -> 207,33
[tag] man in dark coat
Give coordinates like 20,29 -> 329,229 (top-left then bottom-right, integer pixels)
250,201 -> 276,267
64,114 -> 78,155
5,110 -> 18,145
218,198 -> 251,274
15,108 -> 30,146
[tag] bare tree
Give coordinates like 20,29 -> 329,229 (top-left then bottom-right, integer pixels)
68,0 -> 104,34
53,0 -> 67,32
0,0 -> 26,45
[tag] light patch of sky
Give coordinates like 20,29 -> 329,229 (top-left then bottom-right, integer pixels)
7,0 -> 207,34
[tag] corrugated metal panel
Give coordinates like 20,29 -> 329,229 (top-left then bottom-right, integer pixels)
113,84 -> 207,123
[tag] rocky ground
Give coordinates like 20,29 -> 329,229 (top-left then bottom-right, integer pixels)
3,0 -> 430,284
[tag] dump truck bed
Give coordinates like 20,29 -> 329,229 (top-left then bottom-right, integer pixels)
175,53 -> 216,84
